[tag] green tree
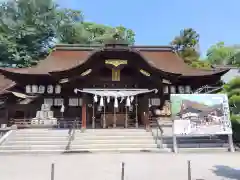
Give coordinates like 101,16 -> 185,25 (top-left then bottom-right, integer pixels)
113,25 -> 135,45
56,9 -> 88,44
0,0 -> 59,67
206,42 -> 237,65
171,28 -> 212,69
0,0 -> 136,67
230,51 -> 240,67
58,22 -> 136,45
82,22 -> 113,44
222,77 -> 240,115
191,60 -> 212,69
171,28 -> 200,64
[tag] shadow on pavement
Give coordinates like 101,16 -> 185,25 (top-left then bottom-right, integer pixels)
212,165 -> 240,180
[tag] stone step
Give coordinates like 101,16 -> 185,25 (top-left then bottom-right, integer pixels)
14,128 -> 148,133
177,147 -> 229,153
0,143 -> 158,150
4,140 -> 69,145
0,147 -> 229,154
161,143 -> 229,149
12,131 -> 151,137
5,139 -> 156,145
161,138 -> 226,144
13,129 -> 69,133
7,136 -> 69,141
8,135 -> 154,141
0,147 -> 171,154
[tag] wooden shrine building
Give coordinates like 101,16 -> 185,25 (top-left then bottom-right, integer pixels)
0,42 -> 228,129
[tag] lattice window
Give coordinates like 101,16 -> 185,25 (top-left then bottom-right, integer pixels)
69,98 -> 78,106
79,98 -> 83,106
44,98 -> 53,106
150,98 -> 161,106
54,98 -> 64,106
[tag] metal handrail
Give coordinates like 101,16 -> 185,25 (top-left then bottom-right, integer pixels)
155,118 -> 164,148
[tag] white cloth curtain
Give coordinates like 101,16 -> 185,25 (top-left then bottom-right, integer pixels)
114,97 -> 118,108
75,88 -> 158,97
100,97 -> 104,106
126,96 -> 131,107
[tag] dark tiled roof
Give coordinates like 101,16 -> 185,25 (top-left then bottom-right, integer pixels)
0,74 -> 15,94
0,44 -> 229,77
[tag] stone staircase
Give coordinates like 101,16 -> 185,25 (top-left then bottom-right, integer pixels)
0,121 -> 232,154
0,128 -> 167,154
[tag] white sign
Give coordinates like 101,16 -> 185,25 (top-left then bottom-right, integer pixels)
171,94 -> 232,136
174,119 -> 191,135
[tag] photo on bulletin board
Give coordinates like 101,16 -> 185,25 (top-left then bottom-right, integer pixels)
170,94 -> 232,136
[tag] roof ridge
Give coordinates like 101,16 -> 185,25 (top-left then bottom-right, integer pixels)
55,44 -> 173,51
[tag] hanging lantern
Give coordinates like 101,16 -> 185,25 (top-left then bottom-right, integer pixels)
31,85 -> 38,93
163,86 -> 169,94
38,85 -> 45,94
55,85 -> 61,94
178,86 -> 185,94
99,97 -> 104,107
47,85 -> 54,94
44,98 -> 53,106
114,97 -> 118,108
185,86 -> 191,94
130,96 -> 134,103
107,96 -> 110,103
25,85 -> 31,94
170,86 -> 176,94
94,95 -> 98,103
126,96 -> 131,107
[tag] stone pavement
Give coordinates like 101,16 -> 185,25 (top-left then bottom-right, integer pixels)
0,153 -> 239,180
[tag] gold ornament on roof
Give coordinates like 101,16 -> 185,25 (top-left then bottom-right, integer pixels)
105,60 -> 127,67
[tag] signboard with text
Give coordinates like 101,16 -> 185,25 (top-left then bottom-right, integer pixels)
171,94 -> 232,136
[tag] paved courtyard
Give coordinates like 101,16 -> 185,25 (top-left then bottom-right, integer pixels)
0,153 -> 239,180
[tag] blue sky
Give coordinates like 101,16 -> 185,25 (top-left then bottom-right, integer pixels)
57,0 -> 240,56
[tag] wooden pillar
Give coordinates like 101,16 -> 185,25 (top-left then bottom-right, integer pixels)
139,95 -> 150,131
5,105 -> 9,126
81,96 -> 87,130
144,111 -> 150,131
